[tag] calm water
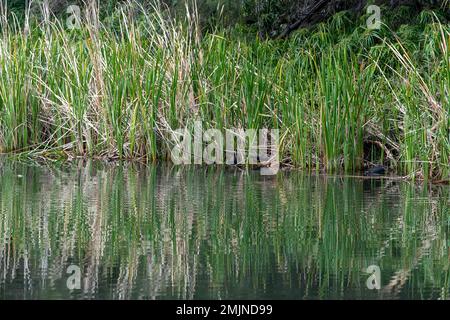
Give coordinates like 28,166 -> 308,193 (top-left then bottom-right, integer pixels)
0,160 -> 449,300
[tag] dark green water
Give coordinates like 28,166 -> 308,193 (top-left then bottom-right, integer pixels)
0,160 -> 449,300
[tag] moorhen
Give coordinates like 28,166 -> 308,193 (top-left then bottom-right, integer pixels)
364,165 -> 386,176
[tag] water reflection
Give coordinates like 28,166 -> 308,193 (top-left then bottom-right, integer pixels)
0,160 -> 449,299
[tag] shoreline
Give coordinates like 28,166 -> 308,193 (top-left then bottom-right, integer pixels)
1,153 -> 448,185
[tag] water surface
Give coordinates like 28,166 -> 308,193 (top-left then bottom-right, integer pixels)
0,160 -> 449,299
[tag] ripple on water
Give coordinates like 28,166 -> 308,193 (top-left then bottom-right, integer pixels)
0,160 -> 449,299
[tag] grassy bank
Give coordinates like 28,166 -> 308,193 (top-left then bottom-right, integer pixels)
0,2 -> 449,181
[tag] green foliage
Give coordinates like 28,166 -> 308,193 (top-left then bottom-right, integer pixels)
242,0 -> 449,36
0,3 -> 449,180
242,0 -> 295,36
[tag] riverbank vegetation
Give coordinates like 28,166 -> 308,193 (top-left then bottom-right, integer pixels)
0,1 -> 449,181
1,161 -> 449,299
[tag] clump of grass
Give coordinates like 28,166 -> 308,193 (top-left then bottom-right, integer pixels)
380,12 -> 450,181
0,1 -> 448,181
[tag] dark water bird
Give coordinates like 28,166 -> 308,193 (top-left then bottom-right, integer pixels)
364,165 -> 386,177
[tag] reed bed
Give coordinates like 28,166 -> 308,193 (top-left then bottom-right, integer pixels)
0,2 -> 448,181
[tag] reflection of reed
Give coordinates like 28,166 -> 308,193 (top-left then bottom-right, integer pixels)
381,188 -> 445,299
0,160 -> 449,299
